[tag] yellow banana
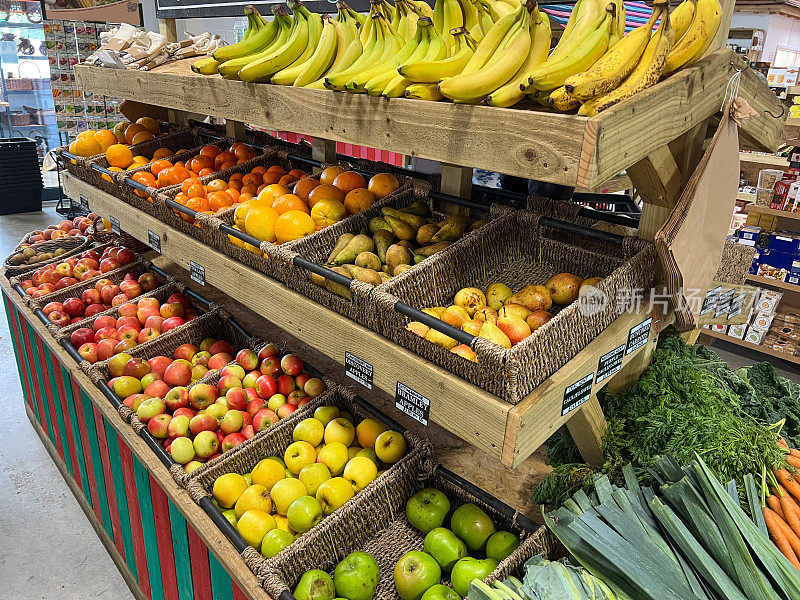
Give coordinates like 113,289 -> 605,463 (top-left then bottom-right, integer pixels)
409,0 -> 435,20
294,17 -> 338,87
523,4 -> 613,92
364,19 -> 432,95
581,2 -> 673,116
405,83 -> 444,100
559,0 -> 584,41
483,0 -> 514,20
213,7 -> 280,62
439,6 -> 530,101
670,0 -> 696,42
457,0 -> 479,30
547,85 -> 581,111
191,56 -> 221,74
662,0 -> 720,76
548,0 -> 602,63
433,0 -> 445,35
485,3 -> 551,107
271,9 -> 324,85
384,25 -> 447,97
443,0 -> 465,49
326,13 -> 384,90
607,0 -> 625,45
399,27 -> 476,82
359,2 -> 379,45
564,6 -> 658,100
217,9 -> 292,79
347,15 -> 412,92
303,19 -> 357,88
461,3 -> 523,74
238,3 -> 310,82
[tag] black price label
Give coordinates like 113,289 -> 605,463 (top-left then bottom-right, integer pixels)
595,344 -> 625,384
729,293 -> 746,319
396,382 -> 430,426
79,194 -> 89,210
147,230 -> 161,253
189,261 -> 205,286
344,351 -> 373,389
562,373 -> 594,416
715,289 -> 735,318
626,317 -> 652,355
700,286 -> 721,315
109,216 -> 121,235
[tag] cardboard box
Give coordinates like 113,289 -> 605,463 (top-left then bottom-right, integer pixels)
768,232 -> 800,254
757,289 -> 784,313
738,226 -> 762,244
752,311 -> 776,331
728,324 -> 747,339
745,327 -> 766,344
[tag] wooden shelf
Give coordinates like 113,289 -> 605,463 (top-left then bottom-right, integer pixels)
739,151 -> 790,167
738,191 -> 756,202
701,329 -> 800,366
747,274 -> 800,292
745,203 -> 800,220
63,172 -> 663,468
73,47 -> 784,190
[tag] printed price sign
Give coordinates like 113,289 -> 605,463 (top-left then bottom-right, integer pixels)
715,289 -> 735,318
147,230 -> 161,253
700,286 -> 722,316
396,382 -> 430,426
109,216 -> 121,235
79,195 -> 89,210
595,344 -> 625,384
189,261 -> 205,286
626,317 -> 652,355
562,373 -> 594,416
345,351 -> 373,389
729,293 -> 746,319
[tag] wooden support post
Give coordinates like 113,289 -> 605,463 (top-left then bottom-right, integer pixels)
158,18 -> 178,43
311,137 -> 337,164
225,120 -> 246,140
440,163 -> 472,215
565,397 -> 606,467
626,146 -> 682,207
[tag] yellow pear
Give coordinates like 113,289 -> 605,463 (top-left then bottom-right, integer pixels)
441,305 -> 471,328
461,320 -> 483,336
479,321 -> 512,349
454,288 -> 487,316
486,283 -> 512,310
425,327 -> 457,350
507,285 -> 552,312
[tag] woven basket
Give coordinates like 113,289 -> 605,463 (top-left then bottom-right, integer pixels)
260,464 -> 557,599
375,209 -> 657,404
85,216 -> 151,255
4,236 -> 90,277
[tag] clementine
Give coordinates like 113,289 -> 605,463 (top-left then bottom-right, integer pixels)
344,188 -> 376,215
319,166 -> 345,185
332,171 -> 366,194
150,159 -> 173,177
208,191 -> 234,212
106,144 -> 133,168
272,193 -> 308,215
206,178 -> 228,193
307,183 -> 345,208
368,173 -> 400,199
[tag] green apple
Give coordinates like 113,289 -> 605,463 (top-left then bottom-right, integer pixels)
485,531 -> 519,562
287,495 -> 324,533
406,488 -> 450,534
394,551 -> 441,600
449,557 -> 498,597
221,509 -> 237,527
314,405 -> 340,426
421,584 -> 460,600
423,528 -> 467,572
294,569 -> 335,600
450,503 -> 495,552
299,463 -> 332,496
333,551 -> 379,600
260,528 -> 295,559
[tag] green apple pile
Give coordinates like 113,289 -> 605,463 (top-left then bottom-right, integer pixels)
293,552 -> 381,600
211,407 -> 407,556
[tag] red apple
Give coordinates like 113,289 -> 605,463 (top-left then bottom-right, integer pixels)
148,356 -> 172,376
208,340 -> 234,356
236,349 -> 259,371
221,432 -> 246,452
93,315 -> 117,331
287,390 -> 306,406
80,270 -> 100,281
137,297 -> 160,309
100,285 -> 121,304
114,339 -> 138,354
55,262 -> 74,277
111,294 -> 130,307
167,293 -> 189,308
242,370 -> 260,389
217,374 -> 242,396
297,398 -> 311,408
161,316 -> 185,333
295,373 -> 312,390
259,356 -> 281,378
255,375 -> 277,399
97,338 -> 117,361
142,315 -> 163,332
225,387 -> 248,411
173,407 -> 195,419
77,257 -> 99,270
48,311 -> 71,327
144,379 -> 171,399
208,353 -> 233,371
94,326 -> 118,342
116,316 -> 140,330
84,303 -> 106,318
277,374 -> 296,396
137,328 -> 160,343
258,344 -> 279,360
118,302 -> 138,318
280,354 -> 303,376
100,258 -> 121,273
62,298 -> 85,318
116,248 -> 136,265
247,396 -> 266,417
160,302 -> 184,319
165,386 -> 190,411
81,288 -> 102,305
122,357 -> 150,379
70,327 -> 95,348
148,413 -> 172,438
244,388 -> 260,404
189,413 -> 218,435
94,278 -> 113,291
138,273 -> 158,292
137,306 -> 160,325
173,343 -> 198,362
192,351 -> 211,367
77,342 -> 99,363
241,425 -> 255,439
53,277 -> 79,291
277,404 -> 296,419
116,324 -> 139,341
164,362 -> 192,387
119,280 -> 142,298
42,301 -> 64,316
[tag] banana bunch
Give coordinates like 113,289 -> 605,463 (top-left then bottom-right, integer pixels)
662,0 -> 721,76
191,6 -> 272,74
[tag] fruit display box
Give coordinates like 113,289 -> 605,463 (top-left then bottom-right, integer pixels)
4,236 -> 90,278
260,464 -> 555,600
184,386 -> 427,586
272,185 -> 488,329
375,209 -> 657,404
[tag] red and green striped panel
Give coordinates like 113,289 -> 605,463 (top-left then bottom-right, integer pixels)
34,334 -> 67,463
2,292 -> 33,409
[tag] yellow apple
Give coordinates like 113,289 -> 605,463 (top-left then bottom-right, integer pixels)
284,441 -> 317,474
299,462 -> 332,496
251,458 -> 285,491
274,514 -> 293,534
293,417 -> 324,447
343,456 -> 378,492
317,442 -> 349,475
313,406 -> 340,426
270,478 -> 308,516
375,431 -> 407,464
212,473 -> 248,509
234,484 -> 272,519
324,418 -> 355,446
316,477 -> 354,515
356,448 -> 380,467
236,509 -> 276,548
356,418 -> 387,449
347,445 -> 362,461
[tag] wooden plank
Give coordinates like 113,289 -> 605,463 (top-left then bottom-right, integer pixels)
585,49 -> 785,188
74,61 -> 586,187
746,274 -> 800,293
504,310 -> 658,468
626,146 -> 682,207
746,204 -> 800,220
565,397 -> 606,467
701,329 -> 800,366
158,18 -> 178,43
739,151 -> 789,167
311,137 -> 337,164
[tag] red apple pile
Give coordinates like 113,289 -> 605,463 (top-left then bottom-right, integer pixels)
21,215 -> 95,245
22,245 -> 137,300
110,342 -> 326,466
69,292 -> 197,362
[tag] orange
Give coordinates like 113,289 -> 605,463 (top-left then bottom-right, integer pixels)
181,177 -> 202,194
113,122 -> 128,143
287,169 -> 308,180
307,183 -> 345,208
214,152 -> 233,169
174,192 -> 189,205
206,179 -> 228,193
102,166 -> 124,182
272,193 -> 308,215
150,159 -> 173,177
186,183 -> 207,198
242,172 -> 262,187
132,172 -> 157,198
186,196 -> 210,212
278,174 -> 298,187
136,116 -> 160,135
190,154 -> 213,173
258,184 -> 291,205
200,145 -> 221,158
198,168 -> 214,177
225,188 -> 240,202
310,199 -> 347,229
131,130 -> 155,144
262,171 -> 282,185
333,171 -> 367,194
124,123 -> 145,144
208,191 -> 234,212
266,165 -> 286,175
368,173 -> 400,199
234,200 -> 260,229
251,166 -> 267,176
232,144 -> 256,161
293,178 -> 320,201
275,210 -> 315,244
344,188 -> 376,215
94,129 -> 118,152
244,205 -> 280,242
73,135 -> 103,157
105,143 -> 133,168
319,166 -> 345,185
152,147 -> 173,161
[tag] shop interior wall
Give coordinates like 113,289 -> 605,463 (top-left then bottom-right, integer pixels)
141,0 -> 246,44
732,11 -> 800,64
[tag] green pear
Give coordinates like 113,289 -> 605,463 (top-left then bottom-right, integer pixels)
423,527 -> 467,571
450,503 -> 495,552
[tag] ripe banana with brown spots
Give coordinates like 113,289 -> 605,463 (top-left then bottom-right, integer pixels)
662,0 -> 720,77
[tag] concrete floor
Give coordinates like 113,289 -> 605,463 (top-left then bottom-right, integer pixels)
0,206 -> 135,600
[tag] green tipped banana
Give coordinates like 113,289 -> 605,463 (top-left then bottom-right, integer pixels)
294,18 -> 338,87
217,9 -> 291,79
238,8 -> 310,82
213,9 -> 281,62
398,27 -> 475,83
271,10 -> 324,85
191,56 -> 222,74
347,15 -> 423,92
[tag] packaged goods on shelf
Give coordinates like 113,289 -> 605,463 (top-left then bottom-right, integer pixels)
758,168 -> 784,190
728,323 -> 746,338
756,186 -> 774,207
758,288 -> 784,313
738,225 -> 761,245
751,311 -> 776,332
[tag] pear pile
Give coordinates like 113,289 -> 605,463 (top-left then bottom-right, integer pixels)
407,273 -> 603,360
312,201 -> 484,297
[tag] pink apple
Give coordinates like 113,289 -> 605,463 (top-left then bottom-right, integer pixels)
280,354 -> 303,376
77,342 -> 99,363
148,413 -> 172,438
94,327 -> 118,342
241,424 -> 255,439
161,316 -> 184,333
252,408 -> 279,431
70,327 -> 95,348
118,324 -> 141,340
84,304 -> 106,318
164,362 -> 192,387
221,432 -> 246,452
148,356 -> 172,376
137,328 -> 160,343
208,353 -> 233,371
164,386 -> 189,411
188,383 -> 217,410
93,315 -> 117,331
225,387 -> 248,411
277,404 -> 296,419
97,338 -> 117,361
81,288 -> 102,305
277,374 -> 296,396
189,413 -> 218,436
144,379 -> 171,399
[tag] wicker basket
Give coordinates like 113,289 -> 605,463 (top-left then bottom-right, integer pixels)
4,236 -> 90,278
84,216 -> 151,255
374,209 -> 657,404
260,463 -> 557,599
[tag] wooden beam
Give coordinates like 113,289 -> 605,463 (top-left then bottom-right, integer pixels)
565,397 -> 606,467
158,18 -> 178,43
311,137 -> 337,164
627,146 -> 683,208
440,163 -> 473,215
